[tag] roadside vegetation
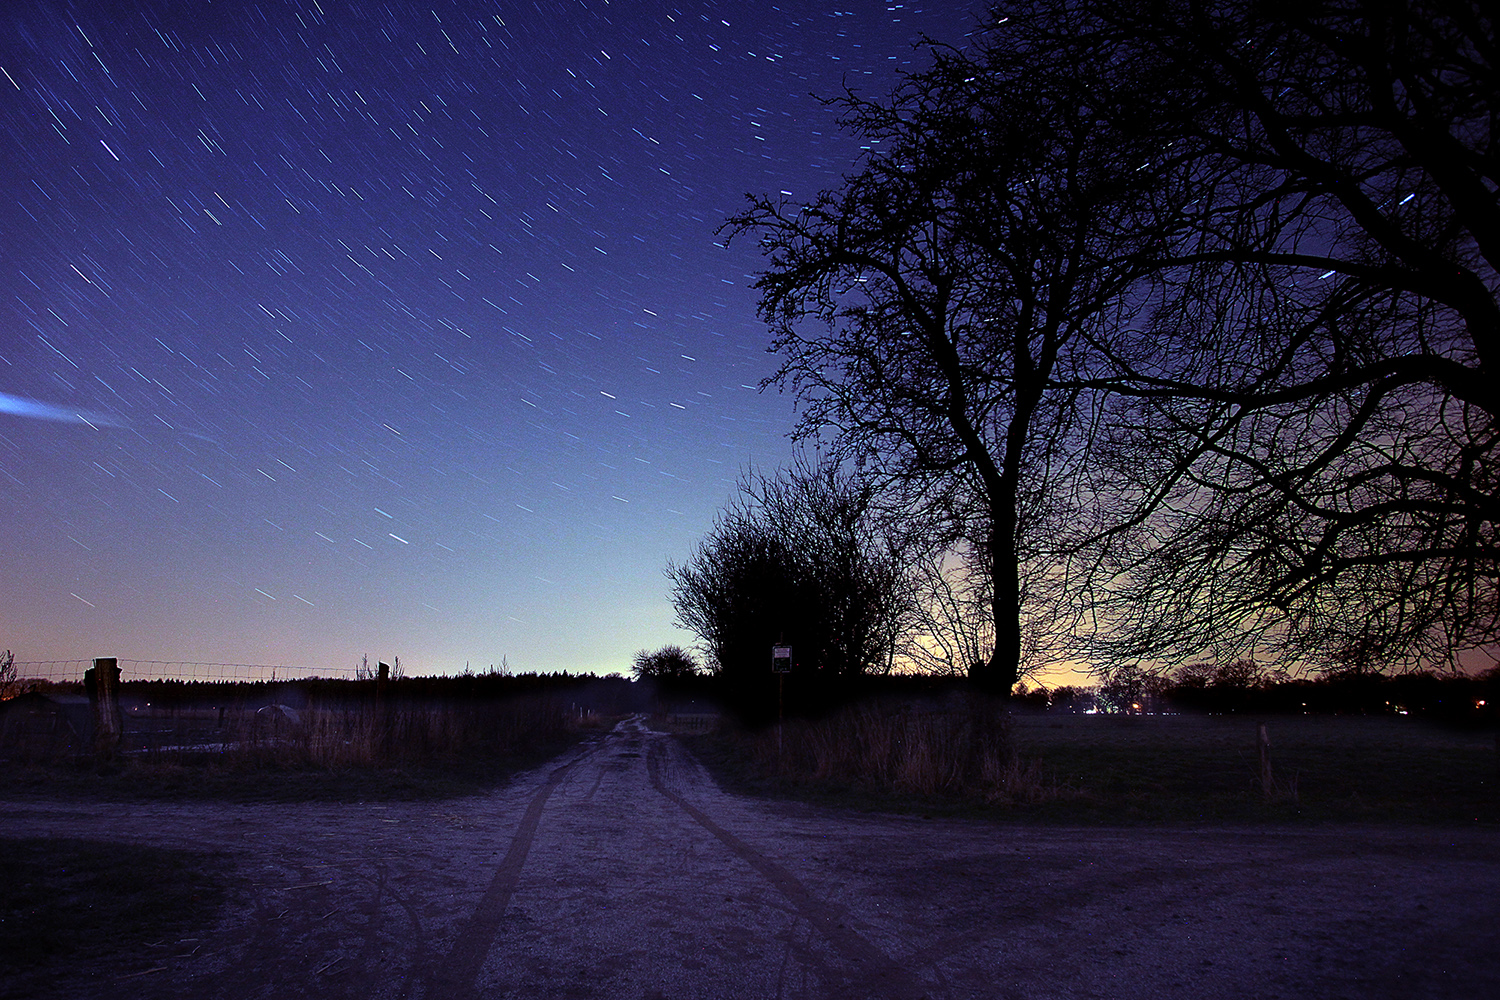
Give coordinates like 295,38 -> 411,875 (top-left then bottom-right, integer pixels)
688,708 -> 1498,827
674,664 -> 1499,825
0,672 -> 637,802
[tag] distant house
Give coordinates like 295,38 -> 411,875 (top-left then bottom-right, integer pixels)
0,692 -> 94,761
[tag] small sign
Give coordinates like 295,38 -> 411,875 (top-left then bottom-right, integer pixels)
771,646 -> 792,673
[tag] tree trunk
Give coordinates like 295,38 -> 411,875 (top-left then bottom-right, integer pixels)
970,518 -> 1020,698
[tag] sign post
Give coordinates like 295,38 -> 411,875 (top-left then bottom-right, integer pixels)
772,645 -> 791,758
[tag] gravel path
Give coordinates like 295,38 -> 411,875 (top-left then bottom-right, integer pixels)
4,716 -> 1497,999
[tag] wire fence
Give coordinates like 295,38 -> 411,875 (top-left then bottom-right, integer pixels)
10,658 -> 379,685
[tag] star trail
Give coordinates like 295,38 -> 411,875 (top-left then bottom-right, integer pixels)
1,2 -> 974,675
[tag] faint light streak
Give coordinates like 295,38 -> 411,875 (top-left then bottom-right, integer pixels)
255,588 -> 277,600
71,593 -> 96,607
0,390 -> 122,427
389,532 -> 409,544
294,595 -> 315,606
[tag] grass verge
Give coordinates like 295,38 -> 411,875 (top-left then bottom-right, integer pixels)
0,837 -> 230,998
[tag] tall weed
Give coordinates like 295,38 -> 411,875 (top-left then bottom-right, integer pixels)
749,700 -> 1065,804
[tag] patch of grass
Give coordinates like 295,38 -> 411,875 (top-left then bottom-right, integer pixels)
686,711 -> 1500,825
0,837 -> 230,997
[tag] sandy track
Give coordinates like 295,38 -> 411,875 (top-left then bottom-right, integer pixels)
4,716 -> 1497,999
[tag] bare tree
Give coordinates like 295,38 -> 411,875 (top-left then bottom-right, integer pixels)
666,456 -> 915,696
630,645 -> 701,683
730,0 -> 1495,687
1052,0 -> 1500,670
726,27 -> 1170,696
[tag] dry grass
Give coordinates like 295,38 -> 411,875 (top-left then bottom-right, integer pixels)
0,694 -> 590,802
690,708 -> 1499,825
123,694 -> 575,770
743,700 -> 1071,805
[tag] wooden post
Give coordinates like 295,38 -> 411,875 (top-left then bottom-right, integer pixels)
376,661 -> 391,759
87,657 -> 123,759
1258,722 -> 1274,799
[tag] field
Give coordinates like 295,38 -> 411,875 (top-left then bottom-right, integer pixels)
0,675 -> 632,802
689,709 -> 1500,826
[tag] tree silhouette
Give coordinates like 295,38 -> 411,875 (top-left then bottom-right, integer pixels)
731,0 -> 1496,681
726,20 -> 1171,695
1060,0 -> 1498,669
630,645 -> 700,683
666,458 -> 914,715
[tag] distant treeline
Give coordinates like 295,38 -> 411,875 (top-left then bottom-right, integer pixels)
653,667 -> 1500,727
21,665 -> 1498,727
1039,668 -> 1499,725
29,671 -> 648,714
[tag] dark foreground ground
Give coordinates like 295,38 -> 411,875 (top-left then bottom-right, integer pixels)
3,716 -> 1497,999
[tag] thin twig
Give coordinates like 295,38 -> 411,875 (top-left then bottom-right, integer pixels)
116,966 -> 170,981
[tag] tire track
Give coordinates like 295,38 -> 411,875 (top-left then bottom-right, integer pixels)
427,755 -> 579,997
645,736 -> 931,1000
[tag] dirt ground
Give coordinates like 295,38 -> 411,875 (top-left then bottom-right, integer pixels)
3,716 -> 1497,999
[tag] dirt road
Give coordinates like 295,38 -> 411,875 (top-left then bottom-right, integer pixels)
5,716 -> 1497,999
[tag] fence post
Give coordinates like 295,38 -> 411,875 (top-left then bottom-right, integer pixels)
376,661 -> 391,759
1258,721 -> 1274,799
87,657 -> 123,760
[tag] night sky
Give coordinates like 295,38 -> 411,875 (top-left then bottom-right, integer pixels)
1,2 -> 976,677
